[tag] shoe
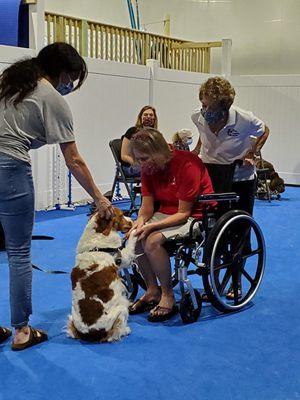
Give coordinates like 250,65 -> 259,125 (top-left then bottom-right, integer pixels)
11,326 -> 48,351
0,327 -> 12,344
129,298 -> 159,315
147,305 -> 179,322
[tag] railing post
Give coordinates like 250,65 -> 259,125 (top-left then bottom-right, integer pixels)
164,14 -> 170,37
221,38 -> 232,78
55,16 -> 65,42
146,59 -> 159,106
23,0 -> 45,51
79,19 -> 89,57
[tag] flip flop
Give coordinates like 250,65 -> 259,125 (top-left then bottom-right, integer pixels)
129,298 -> 159,315
0,327 -> 12,344
11,327 -> 48,351
147,304 -> 179,323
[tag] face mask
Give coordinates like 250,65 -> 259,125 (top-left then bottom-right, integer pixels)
201,108 -> 225,125
142,117 -> 155,127
56,80 -> 74,96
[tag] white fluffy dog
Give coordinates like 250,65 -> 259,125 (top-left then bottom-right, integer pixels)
67,208 -> 137,343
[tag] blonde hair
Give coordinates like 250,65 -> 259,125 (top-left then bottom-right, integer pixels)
199,76 -> 235,110
172,128 -> 192,144
135,106 -> 158,129
130,127 -> 171,162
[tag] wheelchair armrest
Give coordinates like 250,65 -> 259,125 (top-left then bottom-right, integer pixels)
197,192 -> 239,202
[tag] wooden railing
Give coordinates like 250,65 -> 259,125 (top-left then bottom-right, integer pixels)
45,12 -> 222,73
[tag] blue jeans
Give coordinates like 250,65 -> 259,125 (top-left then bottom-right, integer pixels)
0,152 -> 34,328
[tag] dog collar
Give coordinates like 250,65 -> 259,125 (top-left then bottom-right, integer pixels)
89,246 -> 124,266
88,237 -> 127,254
89,247 -> 120,253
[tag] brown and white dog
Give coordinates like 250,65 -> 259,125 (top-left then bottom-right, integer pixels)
67,208 -> 137,343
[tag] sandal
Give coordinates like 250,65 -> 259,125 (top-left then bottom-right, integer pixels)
226,286 -> 242,300
129,298 -> 159,315
0,327 -> 12,344
147,304 -> 179,323
11,326 -> 48,351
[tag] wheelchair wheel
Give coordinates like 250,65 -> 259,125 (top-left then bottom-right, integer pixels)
180,289 -> 202,324
202,210 -> 266,313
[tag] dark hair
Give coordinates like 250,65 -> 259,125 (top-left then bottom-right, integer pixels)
0,42 -> 87,106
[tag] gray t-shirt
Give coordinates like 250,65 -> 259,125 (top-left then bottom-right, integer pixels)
0,79 -> 75,164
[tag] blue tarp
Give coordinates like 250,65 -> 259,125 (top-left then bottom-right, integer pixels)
0,0 -> 29,47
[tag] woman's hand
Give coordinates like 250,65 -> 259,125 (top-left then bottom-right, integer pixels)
94,196 -> 114,219
243,151 -> 255,166
136,223 -> 156,241
125,217 -> 145,239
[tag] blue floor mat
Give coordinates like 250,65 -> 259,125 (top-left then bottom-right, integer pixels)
0,188 -> 299,400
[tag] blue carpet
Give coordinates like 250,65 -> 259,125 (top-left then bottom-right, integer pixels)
0,188 -> 299,400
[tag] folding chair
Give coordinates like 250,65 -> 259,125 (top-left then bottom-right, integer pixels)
109,139 -> 141,213
256,151 -> 271,202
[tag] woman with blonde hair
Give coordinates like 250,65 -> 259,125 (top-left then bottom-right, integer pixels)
127,127 -> 213,322
172,128 -> 193,151
120,106 -> 158,176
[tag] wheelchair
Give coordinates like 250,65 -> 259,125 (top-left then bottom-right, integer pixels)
121,192 -> 266,324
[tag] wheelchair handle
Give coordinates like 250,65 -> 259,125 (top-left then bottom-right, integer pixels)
197,192 -> 240,202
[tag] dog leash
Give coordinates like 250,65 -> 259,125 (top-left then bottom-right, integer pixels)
31,239 -> 129,274
32,264 -> 69,274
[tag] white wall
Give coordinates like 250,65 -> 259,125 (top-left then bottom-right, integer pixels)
45,0 -> 129,27
152,67 -> 300,185
45,0 -> 300,76
67,58 -> 150,203
0,45 -> 299,210
232,75 -> 300,185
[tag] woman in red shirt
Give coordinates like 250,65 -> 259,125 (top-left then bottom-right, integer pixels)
128,128 -> 213,322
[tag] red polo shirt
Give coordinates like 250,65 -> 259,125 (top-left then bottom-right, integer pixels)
141,150 -> 214,218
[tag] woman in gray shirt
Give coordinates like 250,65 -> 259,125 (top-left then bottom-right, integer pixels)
0,42 -> 114,350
